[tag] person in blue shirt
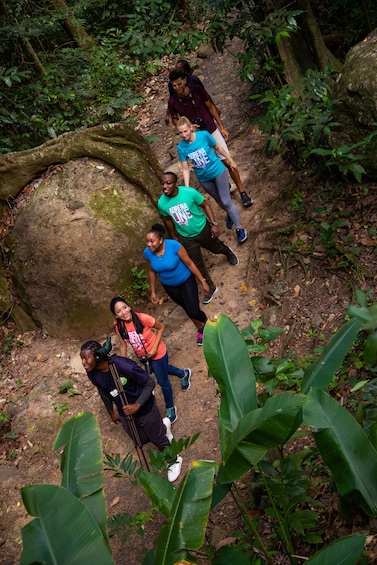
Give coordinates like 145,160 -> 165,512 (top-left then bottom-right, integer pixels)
143,223 -> 209,346
176,116 -> 248,247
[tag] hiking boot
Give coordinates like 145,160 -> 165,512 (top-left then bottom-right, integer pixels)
163,417 -> 174,442
226,247 -> 239,266
225,214 -> 234,229
167,455 -> 183,482
166,405 -> 177,424
240,191 -> 254,207
203,286 -> 218,304
236,228 -> 248,243
197,329 -> 204,346
181,368 -> 191,391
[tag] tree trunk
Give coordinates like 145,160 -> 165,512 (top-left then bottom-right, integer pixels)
48,0 -> 96,50
0,124 -> 163,204
264,0 -> 342,93
0,0 -> 46,75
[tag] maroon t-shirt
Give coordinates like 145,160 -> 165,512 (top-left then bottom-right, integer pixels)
168,85 -> 216,134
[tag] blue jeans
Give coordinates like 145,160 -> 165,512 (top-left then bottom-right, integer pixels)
151,351 -> 185,409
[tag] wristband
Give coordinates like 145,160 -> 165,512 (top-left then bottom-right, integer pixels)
209,222 -> 218,226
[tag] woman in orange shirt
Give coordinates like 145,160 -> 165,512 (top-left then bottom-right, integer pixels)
110,296 -> 191,424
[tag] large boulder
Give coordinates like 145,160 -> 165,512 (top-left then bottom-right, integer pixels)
5,157 -> 160,339
331,29 -> 377,177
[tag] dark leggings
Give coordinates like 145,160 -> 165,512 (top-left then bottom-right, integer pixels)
163,274 -> 207,325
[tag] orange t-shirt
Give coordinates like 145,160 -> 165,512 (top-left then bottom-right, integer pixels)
114,312 -> 166,360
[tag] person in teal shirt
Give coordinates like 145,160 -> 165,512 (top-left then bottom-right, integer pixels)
158,171 -> 239,304
176,116 -> 248,245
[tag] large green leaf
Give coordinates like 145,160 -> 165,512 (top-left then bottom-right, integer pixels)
203,314 -> 257,429
138,470 -> 176,517
20,484 -> 115,565
301,318 -> 362,394
53,411 -> 104,497
303,388 -> 377,516
212,544 -> 251,564
218,392 -> 306,483
152,461 -> 218,565
53,412 -> 108,542
306,534 -> 366,564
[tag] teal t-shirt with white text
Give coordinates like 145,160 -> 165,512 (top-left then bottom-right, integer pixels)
177,130 -> 225,182
158,186 -> 207,238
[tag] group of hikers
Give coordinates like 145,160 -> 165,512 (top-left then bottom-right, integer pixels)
80,59 -> 253,483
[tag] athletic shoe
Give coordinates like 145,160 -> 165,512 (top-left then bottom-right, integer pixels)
240,192 -> 254,207
236,228 -> 248,243
197,329 -> 204,346
226,247 -> 239,266
203,286 -> 218,304
167,455 -> 183,482
163,417 -> 174,442
225,214 -> 234,229
166,405 -> 177,424
181,369 -> 191,391
229,183 -> 236,193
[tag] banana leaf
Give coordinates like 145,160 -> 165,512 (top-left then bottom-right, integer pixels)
53,412 -> 109,543
203,314 -> 257,429
150,461 -> 218,565
20,484 -> 115,565
306,534 -> 366,564
218,391 -> 306,483
212,544 -> 251,564
138,470 -> 176,517
301,318 -> 362,394
303,388 -> 377,516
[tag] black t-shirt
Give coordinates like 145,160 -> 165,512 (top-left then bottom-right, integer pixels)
87,355 -> 154,418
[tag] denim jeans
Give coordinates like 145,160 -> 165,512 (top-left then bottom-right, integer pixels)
151,351 -> 184,409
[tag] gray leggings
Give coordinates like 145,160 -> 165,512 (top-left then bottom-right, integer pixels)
199,169 -> 241,229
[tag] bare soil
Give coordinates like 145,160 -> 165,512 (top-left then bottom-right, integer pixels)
1,40 -> 377,564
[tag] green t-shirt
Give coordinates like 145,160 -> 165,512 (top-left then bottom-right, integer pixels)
158,186 -> 207,238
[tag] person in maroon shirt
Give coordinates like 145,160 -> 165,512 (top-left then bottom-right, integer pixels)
167,69 -> 254,209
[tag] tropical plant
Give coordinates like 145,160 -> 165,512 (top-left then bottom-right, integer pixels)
20,412 -> 115,565
200,311 -> 375,563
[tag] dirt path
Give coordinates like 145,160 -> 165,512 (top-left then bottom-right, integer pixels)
0,41 -> 371,564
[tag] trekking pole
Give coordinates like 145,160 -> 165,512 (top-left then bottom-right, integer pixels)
107,355 -> 151,472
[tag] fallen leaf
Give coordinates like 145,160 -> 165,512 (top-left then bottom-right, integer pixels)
360,236 -> 375,246
241,281 -> 247,293
248,299 -> 257,306
111,496 -> 120,507
293,284 -> 301,297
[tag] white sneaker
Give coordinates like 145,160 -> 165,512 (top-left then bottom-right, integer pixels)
163,417 -> 173,442
167,455 -> 182,482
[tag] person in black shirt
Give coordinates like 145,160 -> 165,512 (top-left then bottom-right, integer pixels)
80,340 -> 182,481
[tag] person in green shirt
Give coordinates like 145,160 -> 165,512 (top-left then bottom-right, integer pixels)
158,171 -> 239,304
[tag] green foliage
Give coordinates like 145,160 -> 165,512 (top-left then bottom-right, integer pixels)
202,311 -> 376,563
20,412 -> 114,565
0,0 -> 208,151
58,380 -> 81,396
52,401 -> 69,415
0,409 -> 12,423
121,266 -> 150,304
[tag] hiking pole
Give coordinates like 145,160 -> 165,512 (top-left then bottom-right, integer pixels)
107,355 -> 151,472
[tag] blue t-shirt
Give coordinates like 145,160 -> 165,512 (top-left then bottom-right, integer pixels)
178,130 -> 225,182
143,239 -> 191,286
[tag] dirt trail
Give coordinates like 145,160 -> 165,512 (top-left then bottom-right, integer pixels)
0,41 -> 365,564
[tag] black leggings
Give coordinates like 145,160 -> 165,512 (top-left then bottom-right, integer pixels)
163,274 -> 207,325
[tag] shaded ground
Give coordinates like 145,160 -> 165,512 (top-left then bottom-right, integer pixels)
1,40 -> 377,564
